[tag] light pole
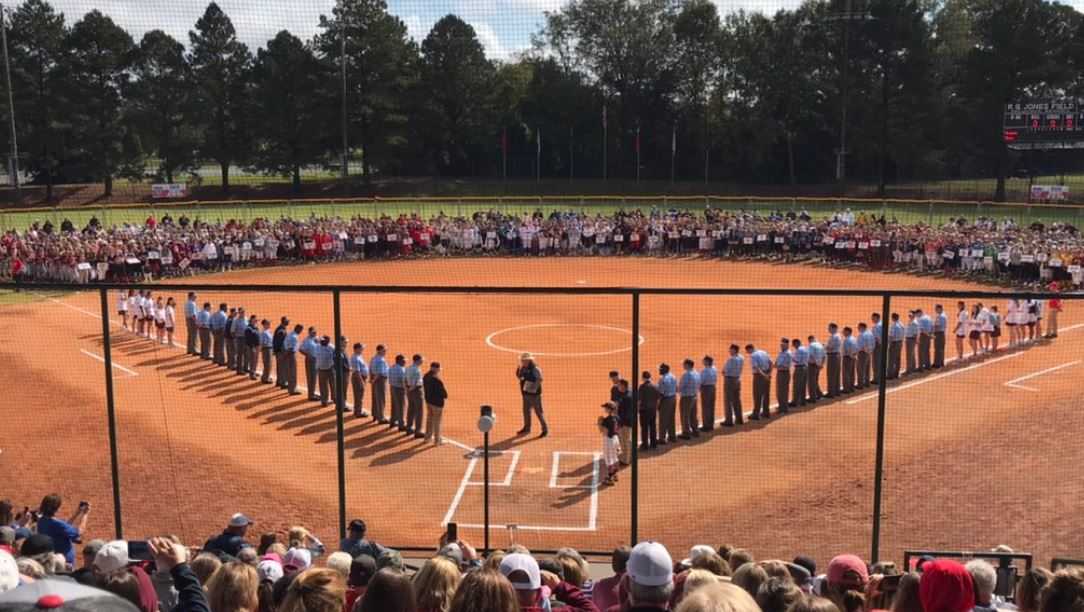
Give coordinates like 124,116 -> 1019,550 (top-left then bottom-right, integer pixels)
339,2 -> 348,181
0,2 -> 19,193
826,0 -> 871,186
477,405 -> 496,555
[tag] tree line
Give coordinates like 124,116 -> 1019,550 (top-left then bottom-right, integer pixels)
4,0 -> 1084,201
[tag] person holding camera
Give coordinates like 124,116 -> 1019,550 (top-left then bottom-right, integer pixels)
36,494 -> 89,566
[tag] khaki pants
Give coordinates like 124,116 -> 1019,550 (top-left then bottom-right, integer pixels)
618,426 -> 632,464
425,404 -> 444,444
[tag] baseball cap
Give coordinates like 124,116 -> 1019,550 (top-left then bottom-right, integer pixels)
228,513 -> 253,528
627,542 -> 673,587
20,535 -> 54,557
0,551 -> 16,593
499,553 -> 541,591
682,544 -> 716,566
827,554 -> 869,587
520,352 -> 533,361
348,519 -> 366,533
0,578 -> 139,611
438,544 -> 463,566
257,559 -> 284,584
93,541 -> 130,574
282,548 -> 312,573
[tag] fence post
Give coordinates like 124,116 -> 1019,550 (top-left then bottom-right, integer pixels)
332,289 -> 347,541
871,293 -> 891,564
99,287 -> 124,539
630,291 -> 640,546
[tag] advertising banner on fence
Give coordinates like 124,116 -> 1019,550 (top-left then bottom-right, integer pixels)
1030,184 -> 1070,202
151,183 -> 188,199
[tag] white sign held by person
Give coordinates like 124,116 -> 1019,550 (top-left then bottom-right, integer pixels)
151,183 -> 188,199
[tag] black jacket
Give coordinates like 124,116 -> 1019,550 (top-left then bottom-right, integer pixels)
638,382 -> 660,412
272,326 -> 287,352
244,326 -> 259,348
423,372 -> 447,408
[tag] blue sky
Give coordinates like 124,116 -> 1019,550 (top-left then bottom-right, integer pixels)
39,0 -> 1084,61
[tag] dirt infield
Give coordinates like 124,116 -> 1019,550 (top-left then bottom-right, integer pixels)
3,258 -> 1082,567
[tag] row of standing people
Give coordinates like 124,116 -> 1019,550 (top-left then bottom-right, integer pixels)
603,300 -> 1059,456
175,292 -> 450,446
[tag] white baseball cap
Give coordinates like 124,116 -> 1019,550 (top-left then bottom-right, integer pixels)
93,540 -> 130,574
682,544 -> 717,566
228,513 -> 253,528
499,553 -> 541,591
0,550 -> 17,593
628,541 -> 673,587
257,559 -> 284,584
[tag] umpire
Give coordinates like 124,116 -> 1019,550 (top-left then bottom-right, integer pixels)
272,317 -> 289,387
825,323 -> 842,398
638,371 -> 659,449
723,345 -> 744,426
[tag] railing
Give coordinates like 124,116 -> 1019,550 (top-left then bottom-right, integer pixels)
4,281 -> 1082,566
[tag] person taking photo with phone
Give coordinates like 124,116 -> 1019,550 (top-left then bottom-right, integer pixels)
36,494 -> 89,567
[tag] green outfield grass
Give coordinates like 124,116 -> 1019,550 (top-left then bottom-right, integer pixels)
0,289 -> 71,306
1,195 -> 1082,233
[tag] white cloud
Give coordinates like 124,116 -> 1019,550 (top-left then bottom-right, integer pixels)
470,20 -> 510,59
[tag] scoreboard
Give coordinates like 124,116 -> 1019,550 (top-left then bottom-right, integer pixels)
1003,99 -> 1084,150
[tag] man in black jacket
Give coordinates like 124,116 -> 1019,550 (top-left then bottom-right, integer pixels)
516,353 -> 548,438
638,371 -> 659,450
423,362 -> 448,445
272,317 -> 289,388
244,316 -> 260,380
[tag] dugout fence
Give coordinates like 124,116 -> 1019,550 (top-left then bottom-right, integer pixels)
5,282 -> 1083,566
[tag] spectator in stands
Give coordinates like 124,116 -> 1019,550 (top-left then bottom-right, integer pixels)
72,539 -> 105,584
0,550 -> 16,593
377,550 -> 405,573
556,548 -> 593,595
594,546 -> 631,611
789,595 -> 842,612
345,554 -> 377,612
447,570 -> 519,612
890,573 -> 922,612
413,556 -> 460,612
757,578 -> 803,612
1039,568 -> 1084,612
358,568 -> 416,612
682,569 -> 721,600
734,563 -> 770,600
341,520 -> 385,560
35,494 -> 88,566
676,582 -> 760,612
277,568 -> 345,612
97,566 -> 159,612
190,553 -> 223,585
611,541 -> 674,612
205,561 -> 259,612
729,549 -> 755,572
1015,568 -> 1053,612
822,555 -> 869,612
326,552 -> 352,580
965,560 -> 1000,612
498,552 -> 598,612
287,527 -> 325,560
204,514 -> 253,558
918,560 -> 974,612
148,536 -> 211,612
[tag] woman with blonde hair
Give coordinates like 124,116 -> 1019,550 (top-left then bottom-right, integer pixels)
676,581 -> 761,612
205,561 -> 260,612
447,570 -> 519,612
278,567 -> 345,612
413,556 -> 461,612
287,526 -> 326,558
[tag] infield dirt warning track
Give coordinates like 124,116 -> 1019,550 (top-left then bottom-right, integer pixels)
3,257 -> 1083,566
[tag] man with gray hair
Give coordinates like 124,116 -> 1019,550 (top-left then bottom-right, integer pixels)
620,541 -> 674,611
966,559 -> 1000,612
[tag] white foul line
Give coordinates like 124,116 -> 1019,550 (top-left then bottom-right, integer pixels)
441,455 -> 479,526
1004,360 -> 1081,392
80,349 -> 139,377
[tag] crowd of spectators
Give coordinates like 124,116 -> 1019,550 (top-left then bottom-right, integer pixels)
3,493 -> 1084,612
2,207 -> 1083,287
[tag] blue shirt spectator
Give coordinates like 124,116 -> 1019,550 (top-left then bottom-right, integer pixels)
751,350 -> 772,375
724,355 -> 744,377
700,365 -> 718,387
210,310 -> 227,331
843,335 -> 859,356
371,354 -> 388,378
774,349 -> 792,370
658,373 -> 677,397
388,363 -> 406,388
315,343 -> 334,370
37,516 -> 81,565
351,354 -> 369,376
679,369 -> 700,397
889,321 -> 905,342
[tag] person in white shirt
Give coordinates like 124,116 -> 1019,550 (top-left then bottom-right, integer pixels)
1005,299 -> 1021,347
968,303 -> 983,358
978,304 -> 993,353
154,297 -> 166,344
954,301 -> 969,363
164,298 -> 177,347
118,289 -> 131,331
